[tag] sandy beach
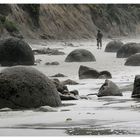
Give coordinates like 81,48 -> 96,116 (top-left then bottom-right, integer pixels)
0,36 -> 140,136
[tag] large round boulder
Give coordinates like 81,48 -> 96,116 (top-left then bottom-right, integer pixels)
105,40 -> 123,52
0,37 -> 34,66
65,49 -> 96,62
78,65 -> 100,79
132,75 -> 140,98
125,53 -> 140,66
0,66 -> 61,109
116,43 -> 140,58
97,80 -> 122,97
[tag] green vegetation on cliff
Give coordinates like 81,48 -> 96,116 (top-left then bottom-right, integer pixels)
0,15 -> 19,33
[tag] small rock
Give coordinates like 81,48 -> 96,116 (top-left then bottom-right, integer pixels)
45,61 -> 60,65
35,106 -> 57,112
66,118 -> 72,121
80,95 -> 89,100
62,79 -> 79,85
70,90 -> 79,96
99,71 -> 112,79
61,109 -> 70,112
51,73 -> 67,77
59,92 -> 79,100
52,79 -> 69,94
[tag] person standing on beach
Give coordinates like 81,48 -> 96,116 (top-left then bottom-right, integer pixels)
96,30 -> 103,49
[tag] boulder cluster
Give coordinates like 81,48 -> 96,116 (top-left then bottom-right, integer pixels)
105,40 -> 140,66
0,37 -> 140,110
52,79 -> 79,100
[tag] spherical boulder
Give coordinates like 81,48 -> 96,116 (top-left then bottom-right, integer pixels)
65,49 -> 96,62
105,40 -> 123,52
97,80 -> 122,97
0,66 -> 61,109
125,53 -> 140,66
78,65 -> 100,79
132,75 -> 140,98
116,43 -> 140,58
0,37 -> 34,66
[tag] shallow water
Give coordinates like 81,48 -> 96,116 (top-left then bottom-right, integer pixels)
0,36 -> 140,136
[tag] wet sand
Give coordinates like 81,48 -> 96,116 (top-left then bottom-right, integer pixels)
0,36 -> 140,136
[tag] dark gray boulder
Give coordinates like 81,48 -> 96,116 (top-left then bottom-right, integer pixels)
51,73 -> 67,77
70,90 -> 79,96
52,79 -> 68,93
79,65 -> 100,79
98,80 -> 122,97
0,66 -> 61,109
59,93 -> 79,100
132,75 -> 140,98
117,43 -> 140,58
105,40 -> 123,52
45,61 -> 60,65
0,37 -> 34,66
52,79 -> 80,100
99,71 -> 112,79
35,106 -> 57,112
65,49 -> 96,62
125,53 -> 140,66
62,79 -> 79,85
78,65 -> 112,79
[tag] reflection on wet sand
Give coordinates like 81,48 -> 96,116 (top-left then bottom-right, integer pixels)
66,128 -> 133,135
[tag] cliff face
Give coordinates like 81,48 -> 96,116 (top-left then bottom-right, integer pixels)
1,4 -> 140,40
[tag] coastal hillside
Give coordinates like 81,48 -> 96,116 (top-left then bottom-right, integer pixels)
0,4 -> 140,40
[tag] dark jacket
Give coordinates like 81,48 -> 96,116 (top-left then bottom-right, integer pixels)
97,32 -> 103,40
